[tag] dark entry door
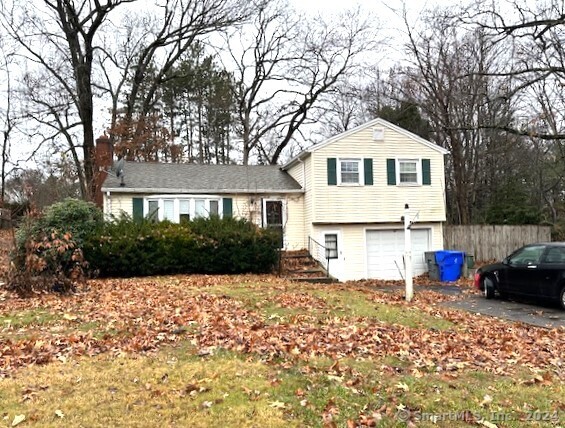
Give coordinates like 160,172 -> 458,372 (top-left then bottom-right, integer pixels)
265,200 -> 283,248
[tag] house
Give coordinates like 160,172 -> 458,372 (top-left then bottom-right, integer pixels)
97,118 -> 449,281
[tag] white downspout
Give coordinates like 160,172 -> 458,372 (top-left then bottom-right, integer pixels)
106,191 -> 111,220
297,158 -> 307,250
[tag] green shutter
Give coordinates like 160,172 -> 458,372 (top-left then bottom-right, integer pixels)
132,197 -> 144,221
327,158 -> 337,185
386,159 -> 396,185
364,158 -> 373,185
222,197 -> 233,218
422,159 -> 431,185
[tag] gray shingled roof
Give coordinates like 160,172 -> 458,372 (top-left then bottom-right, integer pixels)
102,162 -> 303,194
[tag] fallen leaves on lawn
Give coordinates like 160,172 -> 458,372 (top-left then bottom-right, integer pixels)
0,274 -> 563,382
11,414 -> 25,427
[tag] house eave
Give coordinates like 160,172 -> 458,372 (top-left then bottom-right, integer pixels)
312,219 -> 446,226
281,152 -> 312,170
101,187 -> 304,194
284,118 -> 450,164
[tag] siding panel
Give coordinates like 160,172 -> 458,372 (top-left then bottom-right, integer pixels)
312,125 -> 446,224
312,222 -> 444,281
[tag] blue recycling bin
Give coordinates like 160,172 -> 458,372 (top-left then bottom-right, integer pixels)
435,250 -> 465,281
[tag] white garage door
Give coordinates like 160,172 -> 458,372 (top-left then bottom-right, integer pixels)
366,229 -> 431,280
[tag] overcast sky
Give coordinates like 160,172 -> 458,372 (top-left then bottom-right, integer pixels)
290,0 -> 466,63
6,0 -> 465,170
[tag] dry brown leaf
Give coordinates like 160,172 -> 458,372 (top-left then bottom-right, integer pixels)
11,415 -> 25,427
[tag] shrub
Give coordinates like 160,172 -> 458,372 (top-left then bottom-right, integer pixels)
8,198 -> 102,294
14,198 -> 103,262
84,215 -> 280,277
7,230 -> 87,295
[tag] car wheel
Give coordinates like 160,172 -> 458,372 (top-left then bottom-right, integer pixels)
560,287 -> 565,311
483,276 -> 495,299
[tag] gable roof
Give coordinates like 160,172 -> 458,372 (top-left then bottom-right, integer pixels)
283,117 -> 449,170
102,162 -> 303,194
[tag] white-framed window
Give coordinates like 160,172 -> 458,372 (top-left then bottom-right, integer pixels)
338,158 -> 363,185
179,199 -> 190,223
324,233 -> 338,259
163,199 -> 175,221
398,159 -> 420,185
194,199 -> 206,218
143,196 -> 222,223
209,200 -> 219,216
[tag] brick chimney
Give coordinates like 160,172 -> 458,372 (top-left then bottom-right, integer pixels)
94,134 -> 113,208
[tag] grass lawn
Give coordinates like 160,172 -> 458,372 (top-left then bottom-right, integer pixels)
0,275 -> 563,427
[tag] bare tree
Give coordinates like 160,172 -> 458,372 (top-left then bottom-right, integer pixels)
401,7 -> 526,224
1,0 -> 250,201
0,0 -> 138,200
224,0 -> 379,164
117,1 -> 251,140
0,36 -> 17,205
450,0 -> 565,228
461,0 -> 565,140
313,81 -> 367,138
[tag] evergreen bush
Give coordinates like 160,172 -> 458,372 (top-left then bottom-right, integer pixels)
84,215 -> 280,277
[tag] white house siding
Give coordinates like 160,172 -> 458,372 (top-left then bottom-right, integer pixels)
104,192 -> 133,218
287,157 -> 312,250
231,194 -> 257,224
312,222 -> 443,281
312,124 -> 446,224
233,193 -> 305,250
285,194 -> 305,249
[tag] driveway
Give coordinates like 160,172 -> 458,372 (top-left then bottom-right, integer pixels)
442,294 -> 565,329
369,284 -> 565,329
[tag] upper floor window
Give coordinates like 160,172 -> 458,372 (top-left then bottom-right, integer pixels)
327,157 -> 373,186
386,158 -> 431,186
399,159 -> 419,184
339,158 -> 362,185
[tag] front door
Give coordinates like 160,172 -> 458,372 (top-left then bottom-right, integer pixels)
265,200 -> 284,248
320,230 -> 343,280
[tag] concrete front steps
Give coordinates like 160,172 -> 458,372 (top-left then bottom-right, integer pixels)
280,250 -> 338,284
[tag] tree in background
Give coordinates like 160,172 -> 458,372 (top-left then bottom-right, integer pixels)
109,44 -> 236,164
0,36 -> 17,206
225,0 -> 379,164
479,0 -> 565,233
400,9 -> 523,225
4,155 -> 80,214
159,45 -> 236,164
377,101 -> 431,141
0,0 -> 251,201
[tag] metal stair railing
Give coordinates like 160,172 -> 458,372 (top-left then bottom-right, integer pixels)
308,236 -> 331,278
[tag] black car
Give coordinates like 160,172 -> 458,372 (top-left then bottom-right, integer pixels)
474,243 -> 565,310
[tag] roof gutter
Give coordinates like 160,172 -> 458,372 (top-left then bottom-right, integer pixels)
282,151 -> 311,170
101,187 -> 305,194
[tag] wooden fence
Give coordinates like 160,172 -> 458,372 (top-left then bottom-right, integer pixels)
443,225 -> 552,262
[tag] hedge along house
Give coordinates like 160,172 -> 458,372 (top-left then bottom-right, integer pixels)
96,117 -> 449,281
